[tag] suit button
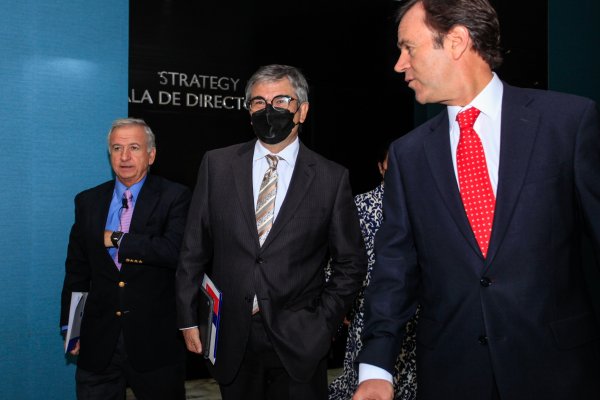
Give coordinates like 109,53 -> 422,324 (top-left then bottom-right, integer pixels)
256,257 -> 264,264
118,281 -> 125,288
244,296 -> 252,303
478,335 -> 488,345
116,311 -> 122,317
480,277 -> 492,287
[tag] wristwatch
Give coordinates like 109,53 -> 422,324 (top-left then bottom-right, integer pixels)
110,231 -> 124,248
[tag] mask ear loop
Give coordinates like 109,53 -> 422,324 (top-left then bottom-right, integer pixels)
290,102 -> 304,133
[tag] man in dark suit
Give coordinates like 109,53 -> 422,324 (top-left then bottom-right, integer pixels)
60,118 -> 191,400
354,1 -> 600,399
176,64 -> 367,400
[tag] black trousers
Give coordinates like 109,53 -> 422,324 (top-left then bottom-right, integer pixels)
219,313 -> 328,400
492,377 -> 501,400
75,333 -> 185,400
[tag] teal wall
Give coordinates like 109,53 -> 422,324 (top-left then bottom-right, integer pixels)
548,0 -> 600,102
0,1 -> 127,398
548,0 -> 600,315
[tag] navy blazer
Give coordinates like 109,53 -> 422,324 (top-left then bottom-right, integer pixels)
176,140 -> 367,383
359,83 -> 600,399
61,174 -> 191,372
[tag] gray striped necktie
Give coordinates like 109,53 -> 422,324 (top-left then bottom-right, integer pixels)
256,154 -> 279,246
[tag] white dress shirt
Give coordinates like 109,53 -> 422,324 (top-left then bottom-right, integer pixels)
252,137 -> 299,220
448,72 -> 503,195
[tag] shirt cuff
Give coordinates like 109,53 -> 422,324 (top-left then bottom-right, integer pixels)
180,326 -> 198,330
358,363 -> 393,384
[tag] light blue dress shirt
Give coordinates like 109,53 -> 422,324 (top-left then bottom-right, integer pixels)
105,177 -> 146,259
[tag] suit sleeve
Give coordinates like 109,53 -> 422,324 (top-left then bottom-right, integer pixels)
574,100 -> 600,269
322,168 -> 368,332
176,153 -> 214,328
60,194 -> 92,327
356,142 -> 421,373
117,185 -> 191,270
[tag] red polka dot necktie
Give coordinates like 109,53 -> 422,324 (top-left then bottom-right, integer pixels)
456,107 -> 495,258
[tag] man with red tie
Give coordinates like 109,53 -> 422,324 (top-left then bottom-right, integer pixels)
354,1 -> 600,399
60,118 -> 190,400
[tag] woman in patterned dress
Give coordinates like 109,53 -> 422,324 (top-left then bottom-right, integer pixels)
329,150 -> 419,400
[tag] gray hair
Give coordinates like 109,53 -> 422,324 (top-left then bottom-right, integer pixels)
244,64 -> 309,105
107,118 -> 156,154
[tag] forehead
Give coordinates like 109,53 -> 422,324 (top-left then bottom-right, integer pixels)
250,78 -> 294,98
398,3 -> 430,44
110,125 -> 147,144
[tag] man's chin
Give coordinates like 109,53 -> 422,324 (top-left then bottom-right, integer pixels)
414,94 -> 428,105
116,174 -> 134,185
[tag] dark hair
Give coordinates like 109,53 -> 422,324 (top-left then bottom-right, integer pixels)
396,0 -> 503,69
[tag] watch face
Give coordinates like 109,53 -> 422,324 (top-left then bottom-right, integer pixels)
111,231 -> 122,246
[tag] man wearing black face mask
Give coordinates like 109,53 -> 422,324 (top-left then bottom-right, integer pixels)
176,64 -> 367,400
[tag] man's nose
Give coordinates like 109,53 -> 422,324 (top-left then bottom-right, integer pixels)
394,52 -> 409,73
120,148 -> 131,160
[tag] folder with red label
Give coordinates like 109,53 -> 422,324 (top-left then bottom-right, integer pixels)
201,274 -> 222,365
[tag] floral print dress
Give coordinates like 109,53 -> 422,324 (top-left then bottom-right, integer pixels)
328,183 -> 419,400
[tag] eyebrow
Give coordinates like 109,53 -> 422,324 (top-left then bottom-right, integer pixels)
397,38 -> 413,48
112,142 -> 142,147
250,94 -> 291,100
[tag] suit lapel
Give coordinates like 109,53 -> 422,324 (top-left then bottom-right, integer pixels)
129,175 -> 160,234
95,182 -> 114,234
232,140 -> 262,247
423,112 -> 482,256
261,142 -> 316,249
485,84 -> 539,265
93,181 -> 121,270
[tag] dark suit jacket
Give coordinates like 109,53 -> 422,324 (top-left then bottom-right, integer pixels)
60,174 -> 191,373
176,140 -> 367,383
358,83 -> 600,399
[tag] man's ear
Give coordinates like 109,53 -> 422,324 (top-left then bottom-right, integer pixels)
298,102 -> 310,123
447,25 -> 471,60
148,147 -> 156,165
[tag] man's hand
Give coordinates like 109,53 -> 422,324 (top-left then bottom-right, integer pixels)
352,379 -> 394,400
182,328 -> 203,354
65,339 -> 80,356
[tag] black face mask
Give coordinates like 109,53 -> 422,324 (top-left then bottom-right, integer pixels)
251,104 -> 298,145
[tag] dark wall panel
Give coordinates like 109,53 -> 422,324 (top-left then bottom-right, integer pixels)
129,1 -> 413,195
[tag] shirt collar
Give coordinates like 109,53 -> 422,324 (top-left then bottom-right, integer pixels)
447,72 -> 503,124
253,136 -> 299,168
114,175 -> 146,204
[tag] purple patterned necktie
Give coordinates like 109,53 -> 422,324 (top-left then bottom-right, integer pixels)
113,189 -> 133,270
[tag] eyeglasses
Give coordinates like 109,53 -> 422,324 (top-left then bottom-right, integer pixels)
244,95 -> 298,113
